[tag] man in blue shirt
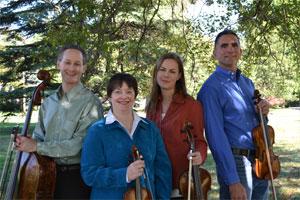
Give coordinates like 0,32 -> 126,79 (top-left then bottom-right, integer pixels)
197,29 -> 270,199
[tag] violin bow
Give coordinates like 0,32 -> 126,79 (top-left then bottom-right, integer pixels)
187,149 -> 193,200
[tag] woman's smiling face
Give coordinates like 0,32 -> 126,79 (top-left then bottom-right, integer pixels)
110,82 -> 136,113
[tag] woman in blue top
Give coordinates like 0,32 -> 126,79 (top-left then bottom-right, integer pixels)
81,73 -> 172,199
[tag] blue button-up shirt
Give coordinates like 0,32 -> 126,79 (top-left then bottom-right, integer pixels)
197,66 -> 259,185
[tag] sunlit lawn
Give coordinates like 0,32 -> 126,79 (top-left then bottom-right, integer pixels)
0,108 -> 299,199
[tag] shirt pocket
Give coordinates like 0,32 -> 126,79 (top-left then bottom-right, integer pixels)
60,120 -> 77,140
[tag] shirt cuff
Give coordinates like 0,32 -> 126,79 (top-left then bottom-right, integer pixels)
36,141 -> 49,156
126,169 -> 130,183
225,171 -> 240,185
36,141 -> 43,154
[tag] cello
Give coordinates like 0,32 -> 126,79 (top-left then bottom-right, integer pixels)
4,70 -> 56,199
179,122 -> 211,200
123,145 -> 152,200
252,90 -> 280,200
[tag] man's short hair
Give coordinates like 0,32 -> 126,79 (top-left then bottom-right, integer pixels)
57,44 -> 87,65
214,29 -> 240,46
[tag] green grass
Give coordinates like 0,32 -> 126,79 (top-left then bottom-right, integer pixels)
0,108 -> 300,199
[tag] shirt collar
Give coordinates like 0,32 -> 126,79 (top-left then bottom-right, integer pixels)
57,82 -> 84,100
216,66 -> 241,81
106,109 -> 147,137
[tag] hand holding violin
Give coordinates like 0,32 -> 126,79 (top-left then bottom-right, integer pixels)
15,135 -> 37,152
124,146 -> 152,200
127,159 -> 145,182
187,151 -> 203,165
255,99 -> 270,115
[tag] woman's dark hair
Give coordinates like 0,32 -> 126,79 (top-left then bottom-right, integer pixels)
107,73 -> 138,98
145,52 -> 187,114
57,44 -> 87,65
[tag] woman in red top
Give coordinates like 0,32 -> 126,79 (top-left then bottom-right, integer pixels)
146,52 -> 207,198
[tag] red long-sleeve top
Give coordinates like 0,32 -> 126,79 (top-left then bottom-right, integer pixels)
147,94 -> 207,188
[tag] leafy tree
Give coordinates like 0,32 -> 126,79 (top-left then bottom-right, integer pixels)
198,0 -> 300,104
0,0 -> 213,113
2,0 -> 299,114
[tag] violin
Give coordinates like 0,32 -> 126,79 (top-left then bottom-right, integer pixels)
123,145 -> 152,200
179,122 -> 211,200
3,70 -> 56,199
252,90 -> 280,200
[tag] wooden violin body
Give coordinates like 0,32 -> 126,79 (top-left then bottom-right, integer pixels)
123,188 -> 151,200
252,90 -> 281,180
179,167 -> 211,200
252,125 -> 280,179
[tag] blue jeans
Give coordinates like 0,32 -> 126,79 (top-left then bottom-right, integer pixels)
219,155 -> 269,200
